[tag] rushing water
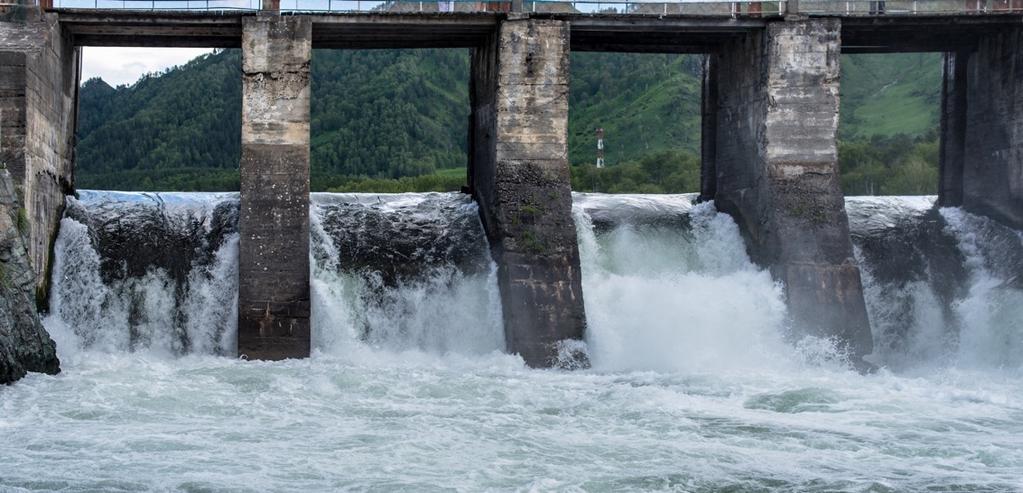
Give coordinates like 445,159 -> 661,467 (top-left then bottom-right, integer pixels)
1,192 -> 1022,492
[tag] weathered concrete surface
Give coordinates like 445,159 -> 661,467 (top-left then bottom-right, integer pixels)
238,15 -> 311,360
961,28 -> 1023,230
470,18 -> 586,367
0,13 -> 79,307
699,53 -> 717,202
0,168 -> 59,384
710,19 -> 874,368
939,50 -> 969,207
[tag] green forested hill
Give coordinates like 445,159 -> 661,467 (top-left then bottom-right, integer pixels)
75,49 -> 944,193
77,49 -> 472,190
77,51 -> 242,181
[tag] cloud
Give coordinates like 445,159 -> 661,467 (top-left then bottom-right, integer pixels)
81,47 -> 215,86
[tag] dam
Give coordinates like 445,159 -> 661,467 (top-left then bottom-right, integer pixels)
3,0 -> 1020,372
0,1 -> 1021,488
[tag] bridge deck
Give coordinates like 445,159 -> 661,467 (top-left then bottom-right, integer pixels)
54,9 -> 1023,52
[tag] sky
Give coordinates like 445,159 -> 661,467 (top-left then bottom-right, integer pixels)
81,47 -> 214,86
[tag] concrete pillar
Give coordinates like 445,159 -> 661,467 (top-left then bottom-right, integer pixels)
961,29 -> 1023,230
469,18 -> 586,367
710,19 -> 874,369
0,15 -> 79,307
699,53 -> 718,202
938,50 -> 969,207
238,16 -> 312,360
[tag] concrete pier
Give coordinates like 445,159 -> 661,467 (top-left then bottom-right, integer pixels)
938,50 -> 969,208
959,29 -> 1023,230
469,18 -> 586,367
706,19 -> 874,367
237,15 -> 312,360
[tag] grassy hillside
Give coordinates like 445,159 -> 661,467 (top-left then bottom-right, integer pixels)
839,53 -> 942,139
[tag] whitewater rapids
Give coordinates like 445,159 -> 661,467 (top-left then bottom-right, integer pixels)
0,192 -> 1020,492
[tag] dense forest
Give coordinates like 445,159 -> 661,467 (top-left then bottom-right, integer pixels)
75,49 -> 943,195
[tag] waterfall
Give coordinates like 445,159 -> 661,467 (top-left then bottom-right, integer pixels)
309,192 -> 504,357
44,191 -> 240,359
847,196 -> 1023,371
18,191 -> 1023,492
45,190 -> 1023,372
46,191 -> 504,361
572,193 -> 815,373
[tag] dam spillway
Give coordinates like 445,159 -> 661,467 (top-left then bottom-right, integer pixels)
45,191 -> 506,359
3,7 -> 1023,369
1,3 -> 1023,488
44,191 -> 1023,372
2,191 -> 1021,490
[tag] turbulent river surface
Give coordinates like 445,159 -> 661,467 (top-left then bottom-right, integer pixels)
1,191 -> 1022,492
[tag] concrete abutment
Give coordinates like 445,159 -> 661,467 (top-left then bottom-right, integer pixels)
704,18 -> 875,368
0,13 -> 79,307
0,11 -> 74,381
469,18 -> 587,367
237,15 -> 312,360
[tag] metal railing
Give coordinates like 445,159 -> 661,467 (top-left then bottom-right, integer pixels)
524,0 -> 785,15
44,0 -> 1023,14
47,0 -> 783,13
800,0 -> 1023,14
51,0 -> 257,9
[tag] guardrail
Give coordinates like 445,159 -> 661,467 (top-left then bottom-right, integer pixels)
46,0 -> 780,14
40,0 -> 1023,14
799,0 -> 1023,14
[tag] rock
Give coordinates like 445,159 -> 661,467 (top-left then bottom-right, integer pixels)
0,168 -> 59,385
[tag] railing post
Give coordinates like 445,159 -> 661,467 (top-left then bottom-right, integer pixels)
261,0 -> 281,11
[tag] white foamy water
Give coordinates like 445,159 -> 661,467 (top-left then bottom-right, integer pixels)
43,191 -> 240,360
308,192 -> 505,357
848,196 -> 1023,373
573,194 -> 797,373
1,193 -> 1022,491
939,207 -> 1023,370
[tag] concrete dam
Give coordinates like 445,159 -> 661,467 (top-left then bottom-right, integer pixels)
1,1 -> 1022,373
1,1 -> 1023,489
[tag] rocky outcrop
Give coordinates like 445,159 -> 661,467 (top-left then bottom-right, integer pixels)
0,168 -> 58,384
